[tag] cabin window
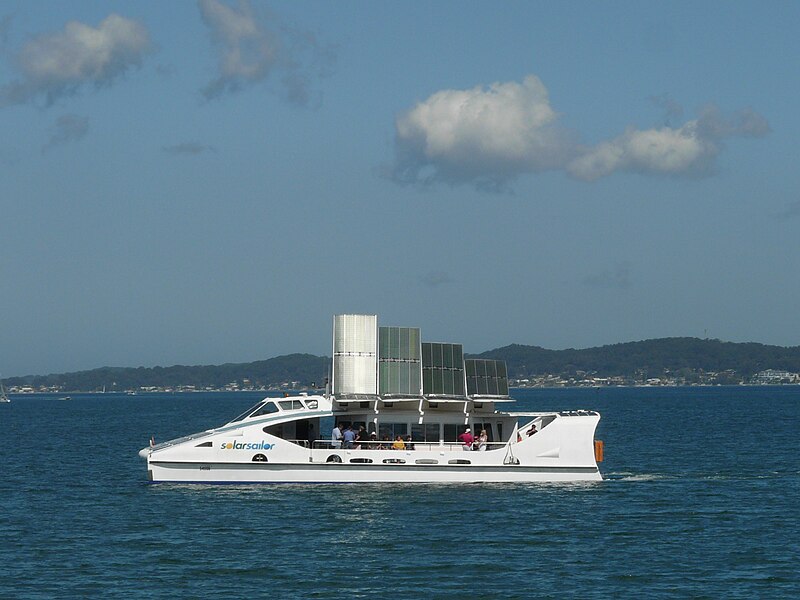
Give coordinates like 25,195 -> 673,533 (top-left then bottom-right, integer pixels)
305,399 -> 318,409
263,424 -> 283,437
195,441 -> 213,447
250,401 -> 279,417
279,400 -> 304,411
350,458 -> 373,464
443,424 -> 469,441
383,458 -> 405,464
378,422 -> 407,440
230,401 -> 265,422
411,423 -> 440,442
415,458 -> 438,465
448,459 -> 471,465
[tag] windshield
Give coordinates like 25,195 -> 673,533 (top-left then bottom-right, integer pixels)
229,401 -> 266,423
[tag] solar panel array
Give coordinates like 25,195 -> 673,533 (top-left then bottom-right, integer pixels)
421,342 -> 466,396
378,327 -> 422,395
465,359 -> 509,396
332,314 -> 510,400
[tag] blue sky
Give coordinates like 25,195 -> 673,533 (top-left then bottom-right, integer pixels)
1,1 -> 798,376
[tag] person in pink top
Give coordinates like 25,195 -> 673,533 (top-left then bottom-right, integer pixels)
458,428 -> 475,451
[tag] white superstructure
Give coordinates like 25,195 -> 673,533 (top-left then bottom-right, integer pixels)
139,315 -> 603,483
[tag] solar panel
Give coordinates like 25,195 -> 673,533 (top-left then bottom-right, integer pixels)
421,342 -> 465,396
464,359 -> 509,397
378,327 -> 421,395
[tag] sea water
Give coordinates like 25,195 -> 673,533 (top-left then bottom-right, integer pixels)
1,386 -> 798,598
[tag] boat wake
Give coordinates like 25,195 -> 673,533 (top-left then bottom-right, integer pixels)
604,471 -> 671,482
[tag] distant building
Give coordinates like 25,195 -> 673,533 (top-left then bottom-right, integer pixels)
752,369 -> 800,384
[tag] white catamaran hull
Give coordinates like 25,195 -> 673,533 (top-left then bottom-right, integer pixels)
147,461 -> 601,484
141,396 -> 602,484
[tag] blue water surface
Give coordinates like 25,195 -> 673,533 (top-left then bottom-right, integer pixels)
1,387 -> 798,598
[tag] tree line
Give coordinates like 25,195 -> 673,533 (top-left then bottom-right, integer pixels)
6,338 -> 800,391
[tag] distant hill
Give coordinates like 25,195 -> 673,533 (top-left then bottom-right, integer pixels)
6,353 -> 329,392
6,338 -> 800,391
474,338 -> 800,379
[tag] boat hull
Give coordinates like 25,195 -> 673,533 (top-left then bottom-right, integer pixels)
147,460 -> 602,483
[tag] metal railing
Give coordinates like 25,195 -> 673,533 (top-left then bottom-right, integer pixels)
309,440 -> 507,452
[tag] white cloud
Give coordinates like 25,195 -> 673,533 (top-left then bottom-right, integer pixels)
198,0 -> 334,104
0,14 -> 151,107
568,122 -> 715,181
391,75 -> 574,187
390,75 -> 769,189
568,105 -> 770,181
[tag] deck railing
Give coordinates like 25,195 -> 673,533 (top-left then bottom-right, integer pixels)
304,440 -> 507,452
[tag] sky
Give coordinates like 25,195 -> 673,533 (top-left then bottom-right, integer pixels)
1,1 -> 798,377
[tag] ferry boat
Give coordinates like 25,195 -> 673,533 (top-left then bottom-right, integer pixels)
139,314 -> 603,483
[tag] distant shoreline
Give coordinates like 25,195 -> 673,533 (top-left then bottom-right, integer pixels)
5,382 -> 799,395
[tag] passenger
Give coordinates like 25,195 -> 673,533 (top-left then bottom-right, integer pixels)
355,425 -> 367,449
477,429 -> 488,451
458,428 -> 474,451
527,424 -> 538,436
405,434 -> 414,451
331,423 -> 343,449
343,424 -> 357,449
381,434 -> 391,450
392,435 -> 405,450
367,431 -> 378,450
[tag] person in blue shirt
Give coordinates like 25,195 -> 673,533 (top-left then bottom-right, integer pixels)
342,425 -> 357,449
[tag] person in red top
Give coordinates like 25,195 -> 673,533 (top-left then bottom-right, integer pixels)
458,428 -> 475,451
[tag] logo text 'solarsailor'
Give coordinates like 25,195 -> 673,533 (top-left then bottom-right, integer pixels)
220,441 -> 275,450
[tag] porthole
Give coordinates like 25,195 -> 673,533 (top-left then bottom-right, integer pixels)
383,458 -> 405,464
415,458 -> 438,465
326,455 -> 343,463
195,441 -> 213,448
252,454 -> 268,462
350,458 -> 373,464
448,459 -> 471,465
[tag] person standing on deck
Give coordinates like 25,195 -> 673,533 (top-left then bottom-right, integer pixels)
343,425 -> 357,449
331,423 -> 343,448
458,428 -> 474,451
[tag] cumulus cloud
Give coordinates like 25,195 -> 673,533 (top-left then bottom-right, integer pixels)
568,105 -> 770,181
198,0 -> 334,104
0,14 -> 151,108
391,75 -> 574,188
163,142 -> 215,155
390,75 -> 769,189
43,114 -> 89,151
